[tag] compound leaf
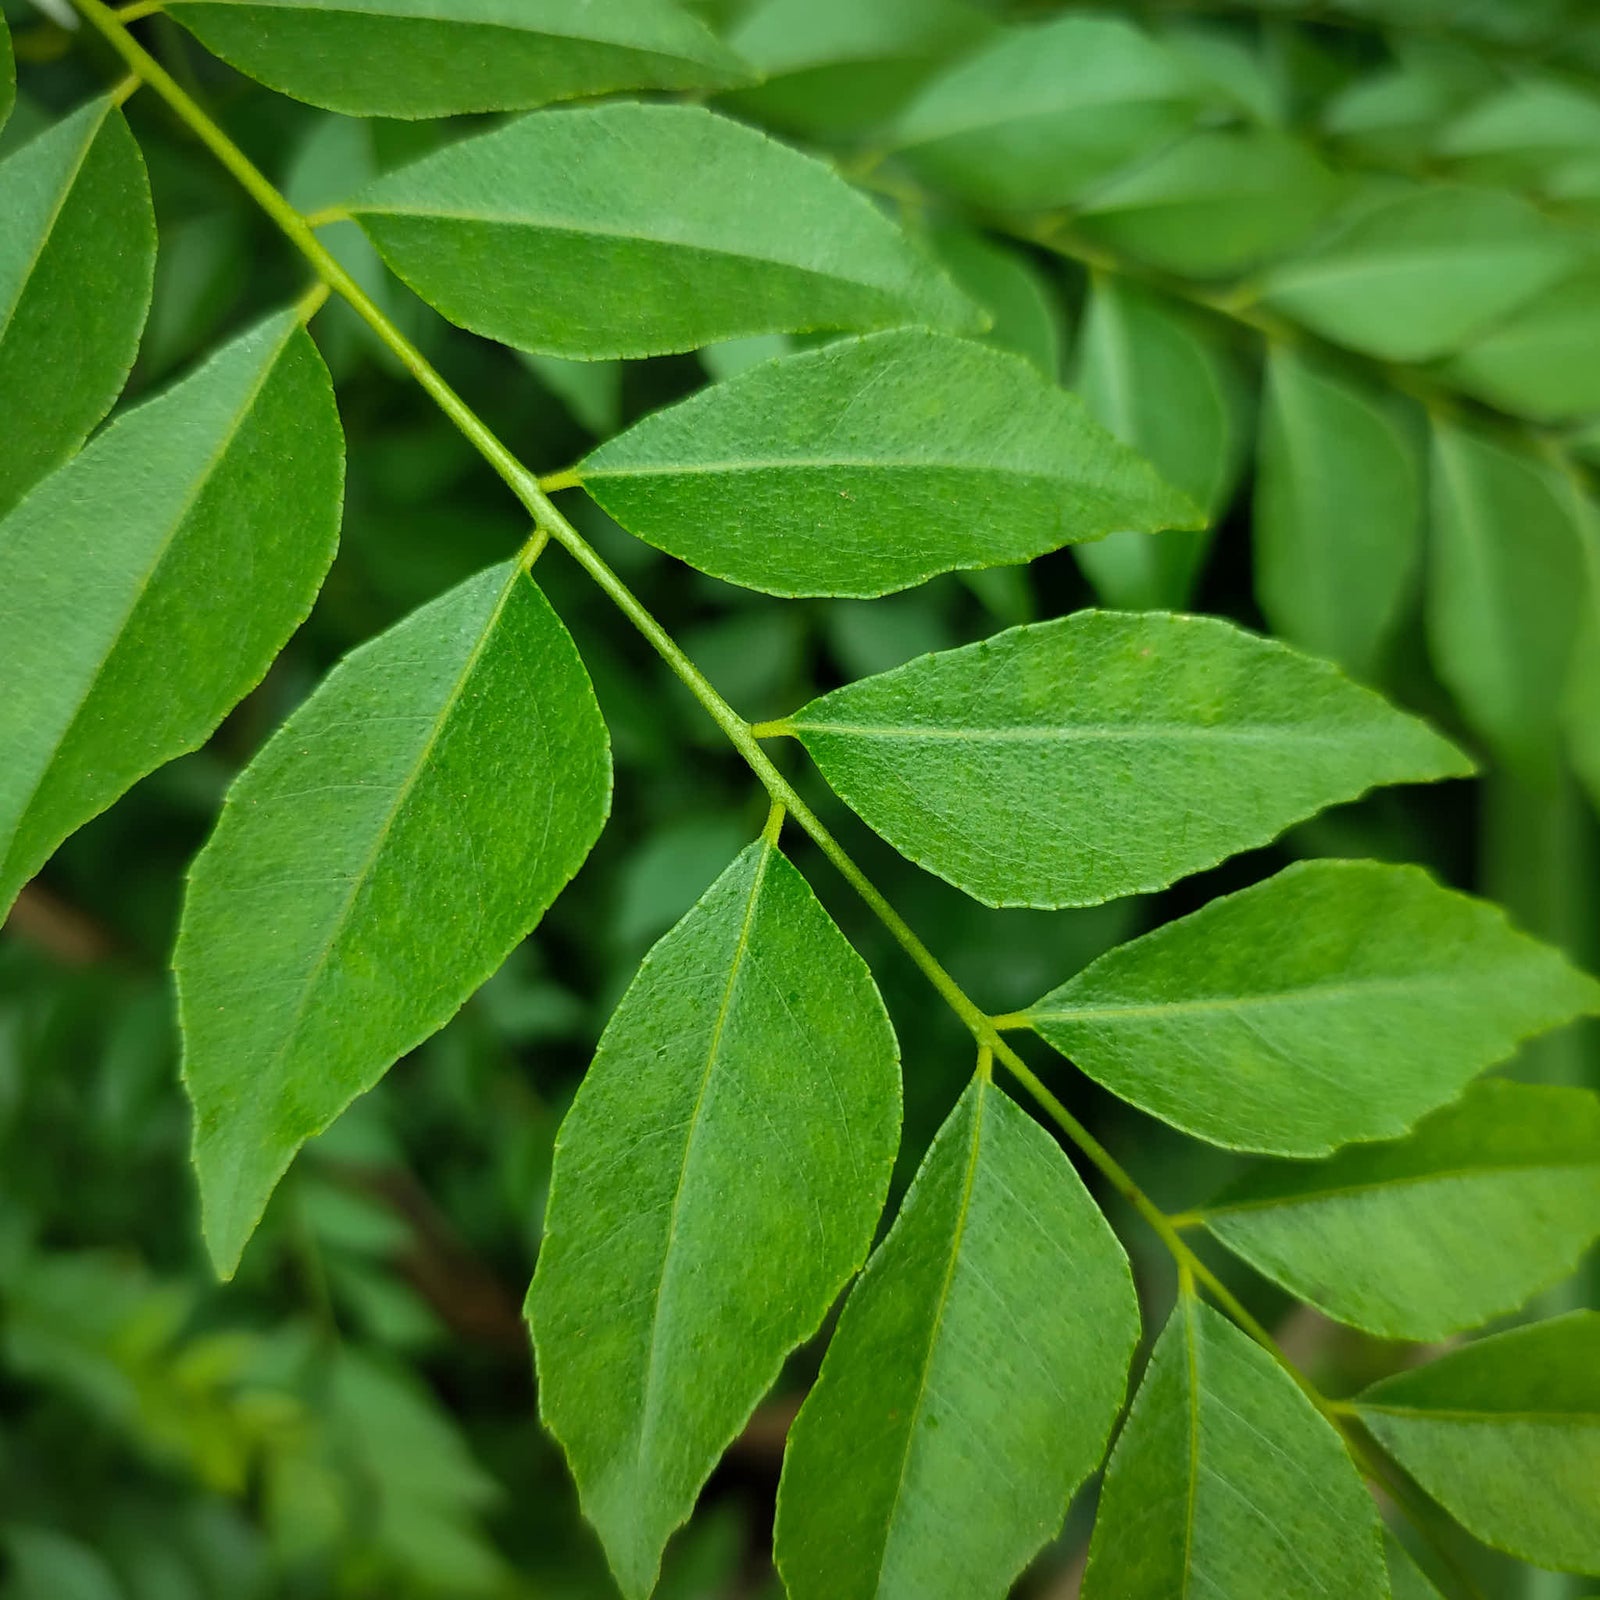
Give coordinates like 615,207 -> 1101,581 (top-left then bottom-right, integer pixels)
1071,275 -> 1247,610
891,15 -> 1200,211
164,0 -> 750,119
774,1076 -> 1138,1600
0,96 -> 156,518
576,329 -> 1199,598
1357,1313 -> 1600,1575
1082,1294 -> 1387,1600
1258,186 -> 1577,363
1026,860 -> 1600,1154
1428,417 -> 1591,783
785,612 -> 1471,908
1204,1081 -> 1600,1339
529,838 -> 900,1600
351,103 -> 979,360
1254,342 -> 1423,680
178,561 -> 611,1277
0,309 -> 343,919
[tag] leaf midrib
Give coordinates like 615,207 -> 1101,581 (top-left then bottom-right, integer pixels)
794,720 -> 1380,745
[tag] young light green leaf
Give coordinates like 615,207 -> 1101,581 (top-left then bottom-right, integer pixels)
1071,275 -> 1247,610
1082,1294 -> 1387,1600
350,103 -> 980,360
529,837 -> 900,1600
890,15 -> 1201,211
1076,128 -> 1343,279
164,0 -> 751,120
1026,860 -> 1600,1154
0,309 -> 343,920
0,97 -> 157,518
1357,1313 -> 1600,1575
1254,343 -> 1423,680
774,1076 -> 1138,1600
928,226 -> 1061,377
178,561 -> 611,1278
785,613 -> 1470,908
1203,1081 -> 1600,1340
1428,418 -> 1591,782
1445,268 -> 1600,422
1258,187 -> 1579,363
575,330 -> 1199,599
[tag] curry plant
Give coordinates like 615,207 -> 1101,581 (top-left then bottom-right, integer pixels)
4,1 -> 1600,1597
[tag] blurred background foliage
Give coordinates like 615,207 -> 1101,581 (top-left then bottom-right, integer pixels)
2,0 -> 1598,1594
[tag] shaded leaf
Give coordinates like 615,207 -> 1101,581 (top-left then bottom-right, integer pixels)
1,14 -> 12,136
0,310 -> 343,918
351,103 -> 979,360
1082,1294 -> 1387,1600
1077,128 -> 1343,279
1436,78 -> 1600,188
165,0 -> 750,119
1258,186 -> 1577,362
1071,275 -> 1247,610
1028,861 -> 1600,1154
891,15 -> 1201,211
1207,1081 -> 1600,1338
529,837 -> 900,1600
1386,1532 -> 1447,1600
1357,1313 -> 1600,1575
1254,342 -> 1423,680
0,96 -> 156,518
1428,418 -> 1590,782
785,612 -> 1470,908
577,329 -> 1198,598
178,561 -> 611,1276
928,225 -> 1061,376
519,353 -> 623,438
774,1076 -> 1138,1600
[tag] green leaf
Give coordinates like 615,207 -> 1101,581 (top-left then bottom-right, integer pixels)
1386,1532 -> 1447,1600
178,560 -> 611,1277
1082,1293 -> 1387,1600
0,309 -> 343,919
1027,860 -> 1599,1153
1254,343 -> 1423,680
774,1076 -> 1138,1600
1436,78 -> 1600,187
785,612 -> 1470,908
164,0 -> 751,119
1258,186 -> 1578,362
0,97 -> 157,518
1357,1312 -> 1600,1575
576,329 -> 1198,599
1428,418 -> 1591,781
1076,128 -> 1343,279
350,103 -> 980,360
1445,268 -> 1600,422
0,14 -> 13,136
1071,275 -> 1247,610
1203,1080 -> 1600,1340
528,837 -> 900,1600
518,352 -> 623,438
928,225 -> 1061,377
891,15 -> 1201,211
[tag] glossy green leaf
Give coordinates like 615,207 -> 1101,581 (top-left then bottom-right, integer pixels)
774,1076 -> 1138,1600
1071,276 -> 1247,610
785,612 -> 1470,908
350,103 -> 980,360
1076,128 -> 1343,279
1254,343 -> 1423,679
529,837 -> 900,1600
576,329 -> 1199,598
1082,1294 -> 1387,1600
178,561 -> 611,1277
1446,269 -> 1600,421
1357,1313 -> 1600,1575
0,96 -> 157,518
164,0 -> 750,120
891,15 -> 1201,211
1027,860 -> 1599,1154
0,310 -> 343,919
1204,1081 -> 1600,1339
1428,418 -> 1591,782
928,226 -> 1061,377
1259,187 -> 1578,362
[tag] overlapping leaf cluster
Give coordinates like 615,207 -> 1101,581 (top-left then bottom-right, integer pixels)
3,1 -> 1600,1596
